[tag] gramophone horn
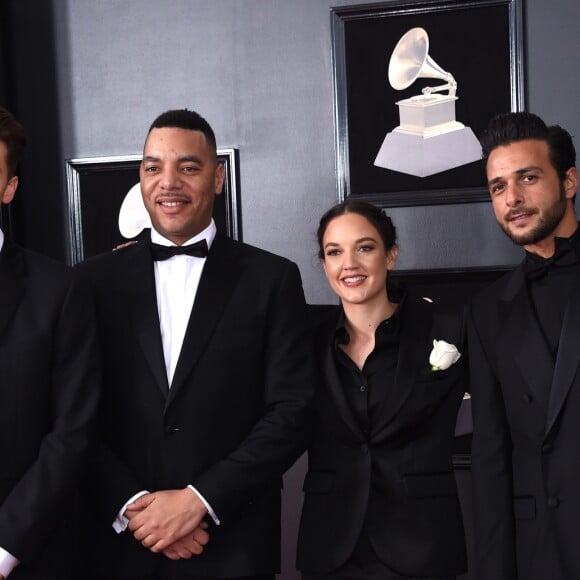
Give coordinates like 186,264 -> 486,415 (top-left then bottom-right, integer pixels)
118,182 -> 151,239
388,27 -> 451,91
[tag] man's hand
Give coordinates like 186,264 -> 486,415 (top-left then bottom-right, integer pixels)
162,522 -> 210,560
124,504 -> 145,521
127,488 -> 208,552
112,240 -> 137,251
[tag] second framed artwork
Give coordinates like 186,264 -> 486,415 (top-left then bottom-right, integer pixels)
331,0 -> 524,207
65,149 -> 240,265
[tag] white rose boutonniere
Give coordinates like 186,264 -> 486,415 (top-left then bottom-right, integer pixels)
429,339 -> 461,371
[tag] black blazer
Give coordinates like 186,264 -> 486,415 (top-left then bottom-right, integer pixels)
0,241 -> 99,579
79,232 -> 316,578
297,297 -> 467,577
469,264 -> 580,580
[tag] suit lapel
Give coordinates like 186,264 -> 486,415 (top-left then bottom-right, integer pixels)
502,267 -> 553,411
0,241 -> 25,341
124,242 -> 170,395
546,270 -> 580,435
373,297 -> 431,434
167,235 -> 241,405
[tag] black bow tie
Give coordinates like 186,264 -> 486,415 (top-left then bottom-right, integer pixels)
523,242 -> 578,281
150,239 -> 209,261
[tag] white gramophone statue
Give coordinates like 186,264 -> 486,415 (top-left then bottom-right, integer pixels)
118,182 -> 151,239
374,27 -> 482,177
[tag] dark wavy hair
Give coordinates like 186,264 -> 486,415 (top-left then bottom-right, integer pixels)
317,200 -> 397,260
481,112 -> 575,181
0,107 -> 27,177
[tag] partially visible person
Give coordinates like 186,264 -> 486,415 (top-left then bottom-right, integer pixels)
469,111 -> 580,579
297,200 -> 467,580
0,106 -> 99,579
79,108 -> 316,580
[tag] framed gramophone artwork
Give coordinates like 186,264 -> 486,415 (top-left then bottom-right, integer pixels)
65,149 -> 240,265
331,0 -> 524,208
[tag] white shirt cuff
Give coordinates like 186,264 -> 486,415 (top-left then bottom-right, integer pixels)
0,547 -> 19,578
112,490 -> 150,533
187,485 -> 220,525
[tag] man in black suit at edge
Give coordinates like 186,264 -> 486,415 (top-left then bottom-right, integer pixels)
79,108 -> 316,580
469,111 -> 580,579
0,107 -> 99,579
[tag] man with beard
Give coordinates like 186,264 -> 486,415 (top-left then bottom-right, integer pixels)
469,111 -> 580,579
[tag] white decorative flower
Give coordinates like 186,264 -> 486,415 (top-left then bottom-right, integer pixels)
429,339 -> 461,371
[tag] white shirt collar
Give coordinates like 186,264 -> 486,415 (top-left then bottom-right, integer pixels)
150,219 -> 216,250
0,228 -> 4,253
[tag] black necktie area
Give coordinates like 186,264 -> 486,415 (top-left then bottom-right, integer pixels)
149,239 -> 209,261
523,241 -> 579,281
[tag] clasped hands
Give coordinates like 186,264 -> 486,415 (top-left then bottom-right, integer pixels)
125,488 -> 209,560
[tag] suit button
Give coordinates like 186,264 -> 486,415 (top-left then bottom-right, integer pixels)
523,393 -> 533,403
547,497 -> 560,508
542,443 -> 553,454
359,385 -> 367,392
166,425 -> 180,435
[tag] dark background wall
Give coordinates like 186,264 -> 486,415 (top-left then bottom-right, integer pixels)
0,0 -> 64,252
1,0 -> 579,578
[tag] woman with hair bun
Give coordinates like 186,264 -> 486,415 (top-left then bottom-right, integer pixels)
297,200 -> 467,580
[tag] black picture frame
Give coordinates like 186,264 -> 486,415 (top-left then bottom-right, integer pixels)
331,0 -> 524,207
65,149 -> 240,265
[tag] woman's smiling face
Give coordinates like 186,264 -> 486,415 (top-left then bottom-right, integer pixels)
321,212 -> 397,306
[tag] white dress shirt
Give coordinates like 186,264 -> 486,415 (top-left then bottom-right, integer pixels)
0,229 -> 20,577
152,223 -> 215,386
113,221 -> 220,534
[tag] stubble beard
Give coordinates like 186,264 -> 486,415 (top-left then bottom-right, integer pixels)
499,185 -> 567,246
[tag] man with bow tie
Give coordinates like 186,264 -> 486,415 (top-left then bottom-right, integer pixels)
79,109 -> 316,580
469,111 -> 580,579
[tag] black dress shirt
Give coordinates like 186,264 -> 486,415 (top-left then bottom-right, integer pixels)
524,225 -> 580,357
333,299 -> 403,437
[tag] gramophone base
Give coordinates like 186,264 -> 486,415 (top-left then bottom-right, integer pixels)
374,125 -> 482,177
396,95 -> 458,133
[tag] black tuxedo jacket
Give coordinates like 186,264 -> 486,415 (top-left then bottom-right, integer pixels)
297,297 -> 467,577
0,240 -> 99,579
469,263 -> 580,580
79,232 -> 315,578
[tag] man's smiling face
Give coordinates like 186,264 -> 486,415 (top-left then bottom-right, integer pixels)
140,127 -> 224,245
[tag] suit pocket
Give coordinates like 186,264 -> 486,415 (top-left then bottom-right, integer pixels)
403,471 -> 457,498
513,495 -> 536,520
302,470 -> 335,494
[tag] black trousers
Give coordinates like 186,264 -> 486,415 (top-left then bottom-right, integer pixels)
302,529 -> 455,580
